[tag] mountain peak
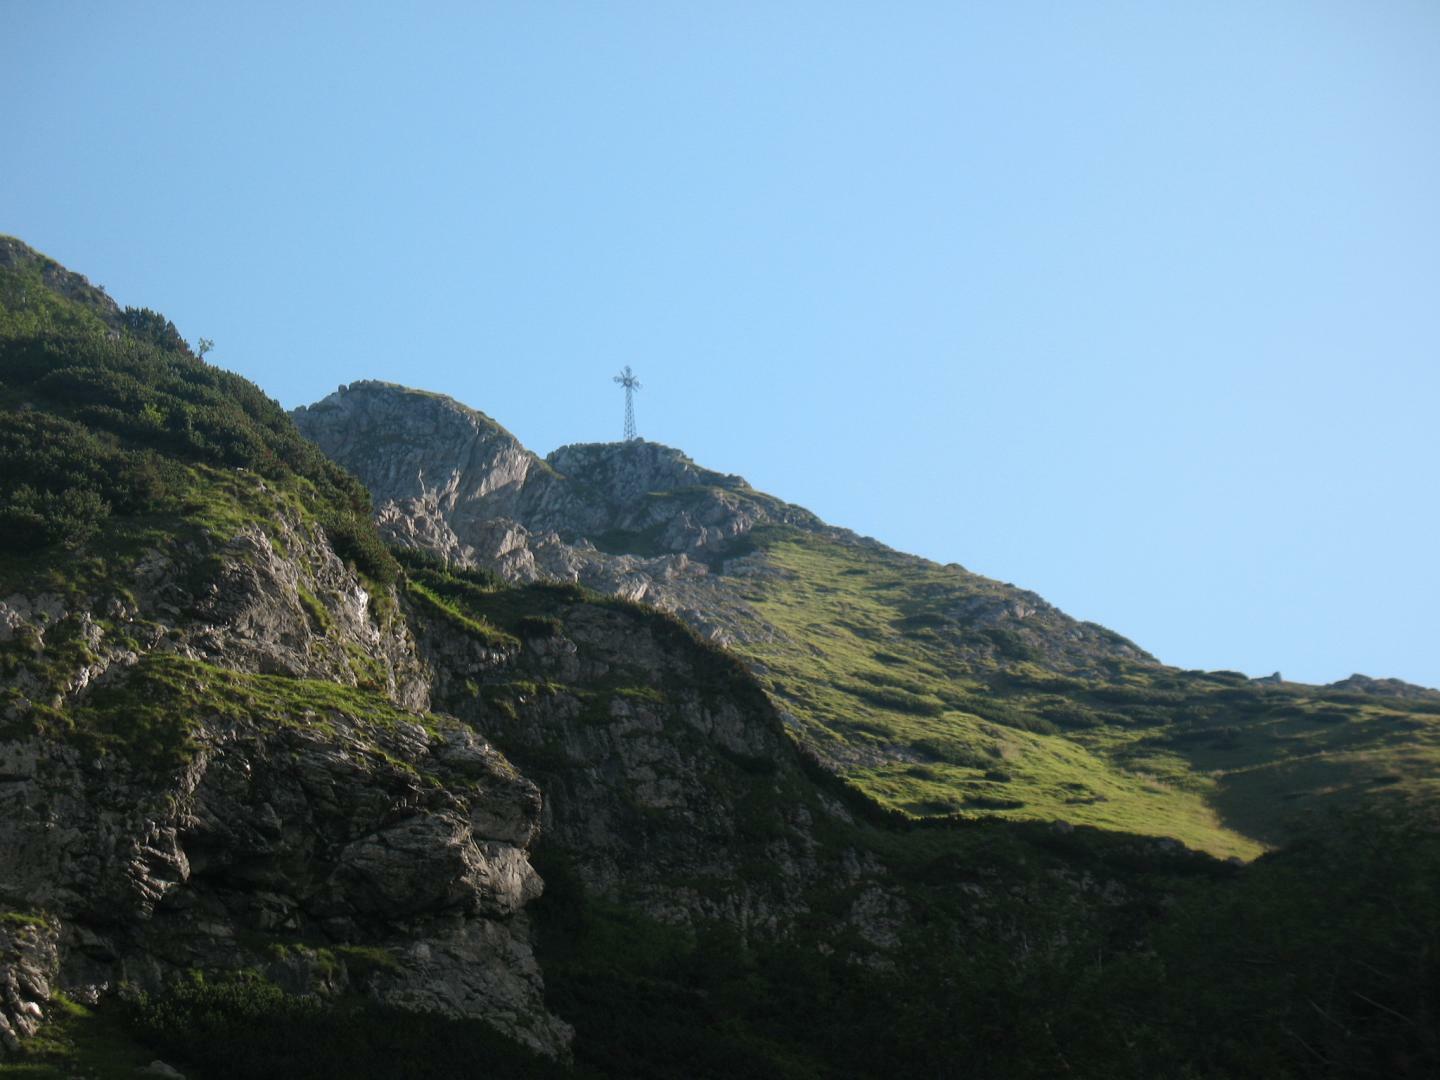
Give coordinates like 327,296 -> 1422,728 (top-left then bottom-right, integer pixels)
546,438 -> 751,501
296,378 -> 521,442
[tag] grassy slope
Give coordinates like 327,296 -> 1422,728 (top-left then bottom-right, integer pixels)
731,526 -> 1440,859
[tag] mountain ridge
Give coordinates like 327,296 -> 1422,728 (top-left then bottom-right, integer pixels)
293,380 -> 1143,662
4,237 -> 1439,1077
295,379 -> 1440,859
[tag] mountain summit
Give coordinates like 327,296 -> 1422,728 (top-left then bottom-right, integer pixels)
293,380 -> 1139,662
296,380 -> 1440,859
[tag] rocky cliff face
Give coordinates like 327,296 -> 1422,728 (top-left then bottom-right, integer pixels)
0,918 -> 58,1055
0,484 -> 571,1056
403,568 -> 906,944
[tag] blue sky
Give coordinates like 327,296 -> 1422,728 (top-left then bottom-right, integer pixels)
5,2 -> 1437,687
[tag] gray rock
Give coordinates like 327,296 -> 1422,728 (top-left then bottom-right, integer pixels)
0,470 -> 571,1059
293,381 -> 822,649
138,1061 -> 186,1078
417,594 -> 905,942
0,919 -> 59,1057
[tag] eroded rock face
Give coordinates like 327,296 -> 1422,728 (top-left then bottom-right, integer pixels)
1,503 -> 429,724
293,382 -> 821,647
0,475 -> 572,1058
0,919 -> 59,1054
0,713 -> 566,1042
416,598 -> 907,946
0,712 -> 567,1055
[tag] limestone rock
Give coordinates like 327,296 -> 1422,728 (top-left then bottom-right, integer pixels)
0,468 -> 571,1058
293,381 -> 821,648
0,919 -> 59,1056
416,594 -> 905,941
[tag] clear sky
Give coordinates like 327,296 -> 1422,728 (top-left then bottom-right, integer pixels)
5,2 -> 1437,688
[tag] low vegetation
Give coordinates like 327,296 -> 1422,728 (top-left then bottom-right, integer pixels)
0,251 -> 395,583
731,526 -> 1440,858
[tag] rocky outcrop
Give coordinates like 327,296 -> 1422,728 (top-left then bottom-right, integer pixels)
1,502 -> 428,722
293,382 -> 805,553
1326,674 -> 1440,699
0,711 -> 569,1056
294,382 -> 825,646
0,468 -> 571,1058
294,382 -> 1147,669
0,918 -> 59,1054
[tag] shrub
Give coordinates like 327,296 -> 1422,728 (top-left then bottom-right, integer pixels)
517,614 -> 564,639
843,680 -> 946,716
121,306 -> 188,353
0,328 -> 388,564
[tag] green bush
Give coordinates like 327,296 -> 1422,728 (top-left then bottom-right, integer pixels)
518,614 -> 565,638
0,410 -> 177,550
946,693 -> 1059,735
323,510 -> 399,585
1036,701 -> 1105,730
843,680 -> 946,716
981,627 -> 1039,662
0,327 -> 391,573
120,306 -> 188,353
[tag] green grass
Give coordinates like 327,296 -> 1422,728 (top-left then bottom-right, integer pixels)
2,649 -> 465,777
721,526 -> 1440,859
405,577 -> 519,649
0,911 -> 52,930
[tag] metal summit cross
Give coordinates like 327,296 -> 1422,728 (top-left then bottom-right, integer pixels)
613,365 -> 641,441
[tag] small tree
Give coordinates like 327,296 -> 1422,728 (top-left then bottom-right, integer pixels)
196,337 -> 215,360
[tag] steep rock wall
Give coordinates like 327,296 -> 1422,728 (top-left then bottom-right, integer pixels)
0,471 -> 572,1058
404,576 -> 910,947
